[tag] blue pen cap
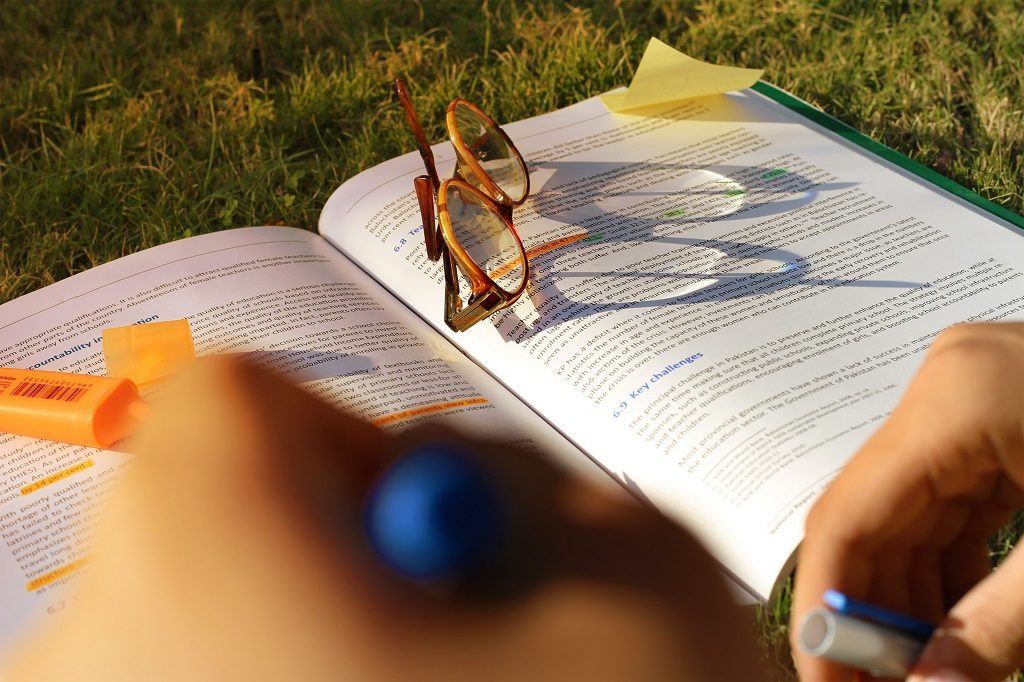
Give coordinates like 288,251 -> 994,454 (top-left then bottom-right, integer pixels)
365,444 -> 503,580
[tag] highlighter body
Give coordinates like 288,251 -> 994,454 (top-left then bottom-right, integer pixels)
0,368 -> 142,448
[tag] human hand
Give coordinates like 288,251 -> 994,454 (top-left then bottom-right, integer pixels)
792,323 -> 1024,681
7,357 -> 758,681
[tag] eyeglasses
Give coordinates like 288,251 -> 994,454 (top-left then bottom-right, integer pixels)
393,78 -> 531,332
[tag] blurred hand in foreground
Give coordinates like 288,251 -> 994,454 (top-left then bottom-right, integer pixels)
6,357 -> 758,681
793,323 -> 1024,681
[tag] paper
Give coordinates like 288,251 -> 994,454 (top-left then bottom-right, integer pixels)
600,37 -> 763,112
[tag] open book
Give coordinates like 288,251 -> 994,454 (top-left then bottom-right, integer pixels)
3,83 -> 1024,652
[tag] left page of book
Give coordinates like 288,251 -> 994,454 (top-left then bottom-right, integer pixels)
0,226 -> 594,656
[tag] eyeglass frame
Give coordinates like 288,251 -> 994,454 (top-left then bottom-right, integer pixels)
393,77 -> 531,332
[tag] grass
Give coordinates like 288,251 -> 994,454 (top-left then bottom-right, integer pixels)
2,1 -> 1023,678
3,0 -> 1023,304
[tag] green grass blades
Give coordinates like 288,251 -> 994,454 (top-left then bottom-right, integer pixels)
3,0 -> 1022,303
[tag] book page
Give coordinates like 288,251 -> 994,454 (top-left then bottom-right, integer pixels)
320,91 -> 1024,599
0,226 -> 596,656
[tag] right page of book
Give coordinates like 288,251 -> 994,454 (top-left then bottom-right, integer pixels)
320,89 -> 1024,599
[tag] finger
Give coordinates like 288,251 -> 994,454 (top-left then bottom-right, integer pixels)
907,547 -> 946,624
539,477 -> 759,680
792,422 -> 939,681
387,426 -> 713,599
386,429 -> 760,679
134,356 -> 393,519
125,357 -> 402,595
939,496 -> 1019,607
793,529 -> 876,681
882,494 -> 972,620
76,358 -> 410,679
396,430 -> 735,609
910,544 -> 1024,681
426,473 -> 760,681
906,493 -> 991,620
133,357 -> 419,612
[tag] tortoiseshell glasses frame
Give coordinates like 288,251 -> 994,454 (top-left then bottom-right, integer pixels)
393,78 -> 531,332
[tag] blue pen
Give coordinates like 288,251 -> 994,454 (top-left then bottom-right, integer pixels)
798,590 -> 938,677
824,590 -> 936,640
364,443 -> 505,580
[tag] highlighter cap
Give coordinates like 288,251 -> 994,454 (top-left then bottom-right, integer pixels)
103,319 -> 195,386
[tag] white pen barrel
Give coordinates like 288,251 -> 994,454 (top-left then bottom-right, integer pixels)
797,607 -> 925,678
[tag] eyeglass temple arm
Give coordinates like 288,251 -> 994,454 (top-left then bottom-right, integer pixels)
413,176 -> 442,261
393,78 -> 441,192
441,247 -> 465,330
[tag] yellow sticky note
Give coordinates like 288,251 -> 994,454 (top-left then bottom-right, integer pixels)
601,38 -> 763,112
103,319 -> 195,386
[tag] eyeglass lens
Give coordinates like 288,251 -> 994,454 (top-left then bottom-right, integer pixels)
445,183 -> 526,296
451,102 -> 528,204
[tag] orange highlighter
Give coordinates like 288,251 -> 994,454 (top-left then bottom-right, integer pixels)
0,319 -> 195,448
0,368 -> 148,449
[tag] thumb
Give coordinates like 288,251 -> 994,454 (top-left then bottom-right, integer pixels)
909,544 -> 1024,681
